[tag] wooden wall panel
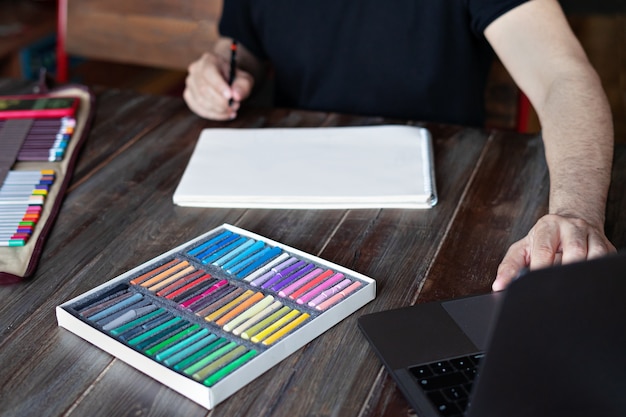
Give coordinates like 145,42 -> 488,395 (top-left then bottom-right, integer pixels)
569,15 -> 626,143
65,0 -> 222,70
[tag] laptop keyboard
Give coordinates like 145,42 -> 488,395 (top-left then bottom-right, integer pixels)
409,353 -> 484,417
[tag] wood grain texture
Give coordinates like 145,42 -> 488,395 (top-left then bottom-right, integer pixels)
0,79 -> 624,417
65,0 -> 222,70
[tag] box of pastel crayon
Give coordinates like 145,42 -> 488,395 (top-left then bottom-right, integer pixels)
56,224 -> 376,409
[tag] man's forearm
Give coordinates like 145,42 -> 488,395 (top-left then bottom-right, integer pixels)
537,67 -> 614,229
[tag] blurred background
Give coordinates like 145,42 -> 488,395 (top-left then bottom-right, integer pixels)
0,0 -> 623,140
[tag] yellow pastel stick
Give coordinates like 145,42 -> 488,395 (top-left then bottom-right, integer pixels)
251,309 -> 301,343
223,295 -> 275,332
241,306 -> 291,340
262,312 -> 310,346
232,300 -> 282,336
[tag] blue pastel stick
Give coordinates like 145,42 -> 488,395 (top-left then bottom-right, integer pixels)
118,312 -> 173,341
204,237 -> 255,265
87,293 -> 143,321
220,240 -> 265,270
98,299 -> 152,326
227,246 -> 274,275
196,234 -> 240,259
163,333 -> 219,366
101,304 -> 157,331
187,230 -> 234,256
235,246 -> 283,278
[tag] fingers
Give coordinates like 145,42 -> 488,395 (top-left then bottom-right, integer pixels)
587,231 -> 617,259
526,218 -> 562,271
183,53 -> 254,120
231,69 -> 255,104
493,214 -> 615,291
493,239 -> 529,291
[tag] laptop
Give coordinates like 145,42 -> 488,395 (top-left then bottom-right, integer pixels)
358,252 -> 626,417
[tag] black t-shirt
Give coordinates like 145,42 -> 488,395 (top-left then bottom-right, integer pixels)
219,0 -> 528,126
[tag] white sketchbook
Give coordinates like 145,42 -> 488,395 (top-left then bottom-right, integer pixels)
173,125 -> 437,209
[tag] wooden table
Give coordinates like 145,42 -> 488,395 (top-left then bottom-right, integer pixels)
0,78 -> 624,417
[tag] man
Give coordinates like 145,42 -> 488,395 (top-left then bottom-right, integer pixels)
183,0 -> 616,290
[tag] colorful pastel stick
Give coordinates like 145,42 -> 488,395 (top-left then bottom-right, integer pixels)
164,273 -> 214,301
131,318 -> 187,349
95,297 -> 152,325
101,304 -> 158,331
130,259 -> 179,285
162,332 -> 217,366
156,270 -> 205,297
232,300 -> 283,336
202,237 -> 252,265
111,309 -> 167,337
145,324 -> 202,356
134,311 -> 175,331
227,246 -> 281,276
235,246 -> 283,278
183,341 -> 238,376
224,245 -> 271,274
243,252 -> 290,282
315,281 -> 363,310
261,260 -> 307,289
195,287 -> 245,317
188,285 -> 236,313
180,279 -> 229,309
173,338 -> 229,371
0,238 -> 26,247
288,269 -> 336,300
249,256 -> 298,286
215,292 -> 267,327
205,289 -> 255,322
196,233 -> 241,260
220,240 -> 265,271
262,313 -> 310,346
222,295 -> 275,332
251,310 -> 301,344
278,267 -> 325,297
140,260 -> 190,288
156,328 -> 212,362
240,306 -> 291,340
127,317 -> 184,347
192,345 -> 248,381
307,278 -> 353,308
79,291 -> 135,318
296,272 -> 345,305
186,230 -> 233,256
203,349 -> 257,387
271,263 -> 316,292
148,265 -> 196,292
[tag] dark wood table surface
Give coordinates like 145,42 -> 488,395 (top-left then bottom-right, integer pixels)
0,78 -> 624,417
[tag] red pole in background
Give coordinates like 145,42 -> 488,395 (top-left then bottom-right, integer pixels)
56,0 -> 68,83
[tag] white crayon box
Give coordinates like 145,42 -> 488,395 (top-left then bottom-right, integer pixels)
56,223 -> 376,409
